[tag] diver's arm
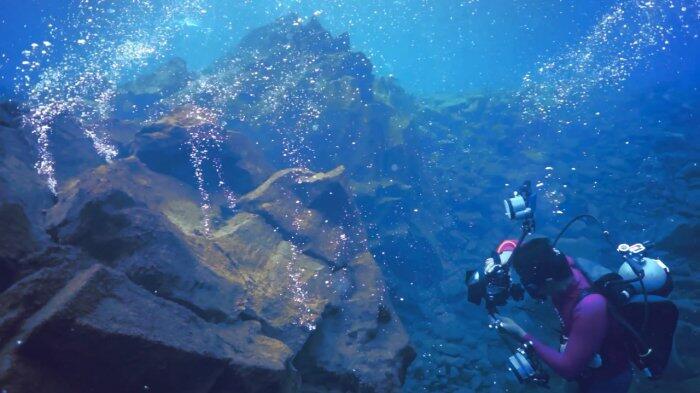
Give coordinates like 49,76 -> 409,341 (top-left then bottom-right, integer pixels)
523,294 -> 608,380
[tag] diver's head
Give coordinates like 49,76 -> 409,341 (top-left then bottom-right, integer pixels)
511,237 -> 572,299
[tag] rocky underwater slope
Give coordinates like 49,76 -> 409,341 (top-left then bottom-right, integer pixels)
1,14 -> 700,393
0,16 -> 418,393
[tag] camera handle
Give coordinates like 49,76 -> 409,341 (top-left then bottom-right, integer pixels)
515,215 -> 535,250
488,313 -> 550,387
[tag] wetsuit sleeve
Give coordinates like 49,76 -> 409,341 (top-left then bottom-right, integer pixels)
523,294 -> 608,380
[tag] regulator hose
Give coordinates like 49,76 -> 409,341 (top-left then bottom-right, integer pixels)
552,214 -> 616,249
553,214 -> 652,346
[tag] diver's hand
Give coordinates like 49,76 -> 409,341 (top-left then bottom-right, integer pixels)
495,315 -> 527,340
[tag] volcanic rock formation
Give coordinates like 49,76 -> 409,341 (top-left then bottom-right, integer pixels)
0,87 -> 413,393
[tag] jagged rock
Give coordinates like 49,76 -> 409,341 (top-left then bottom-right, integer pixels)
36,109 -> 412,391
41,146 -> 407,357
238,166 -> 366,269
0,263 -> 294,393
294,252 -> 415,392
132,105 -> 273,196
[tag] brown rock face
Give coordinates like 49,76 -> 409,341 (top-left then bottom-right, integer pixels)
131,106 -> 274,196
295,252 -> 415,392
0,102 -> 413,392
238,166 -> 367,270
0,263 -> 295,393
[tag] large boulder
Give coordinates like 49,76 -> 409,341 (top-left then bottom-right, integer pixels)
0,263 -> 294,393
131,105 -> 273,197
25,107 -> 414,391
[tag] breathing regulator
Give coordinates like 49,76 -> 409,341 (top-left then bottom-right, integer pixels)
465,180 -> 677,386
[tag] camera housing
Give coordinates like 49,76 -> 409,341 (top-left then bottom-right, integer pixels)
465,262 -> 524,311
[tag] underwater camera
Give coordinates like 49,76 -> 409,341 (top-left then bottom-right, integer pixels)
465,252 -> 524,311
466,181 -> 535,311
463,181 -> 546,386
508,341 -> 550,385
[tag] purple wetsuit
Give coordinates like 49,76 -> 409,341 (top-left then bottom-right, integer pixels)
523,257 -> 630,387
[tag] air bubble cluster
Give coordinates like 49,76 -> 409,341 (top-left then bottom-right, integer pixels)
15,0 -> 207,193
519,0 -> 699,123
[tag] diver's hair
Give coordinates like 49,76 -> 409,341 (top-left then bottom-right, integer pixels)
511,237 -> 571,285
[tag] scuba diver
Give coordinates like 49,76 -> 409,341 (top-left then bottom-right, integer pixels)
488,237 -> 632,392
465,181 -> 678,392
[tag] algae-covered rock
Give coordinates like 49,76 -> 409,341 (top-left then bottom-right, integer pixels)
42,131 -> 411,369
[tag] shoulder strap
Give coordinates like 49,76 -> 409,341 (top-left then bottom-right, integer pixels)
578,287 -> 651,354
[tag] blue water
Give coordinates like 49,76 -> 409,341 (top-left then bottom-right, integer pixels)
2,1 -> 698,96
1,1 -> 699,392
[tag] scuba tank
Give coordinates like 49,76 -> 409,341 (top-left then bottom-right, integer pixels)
555,219 -> 679,380
616,242 -> 672,297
